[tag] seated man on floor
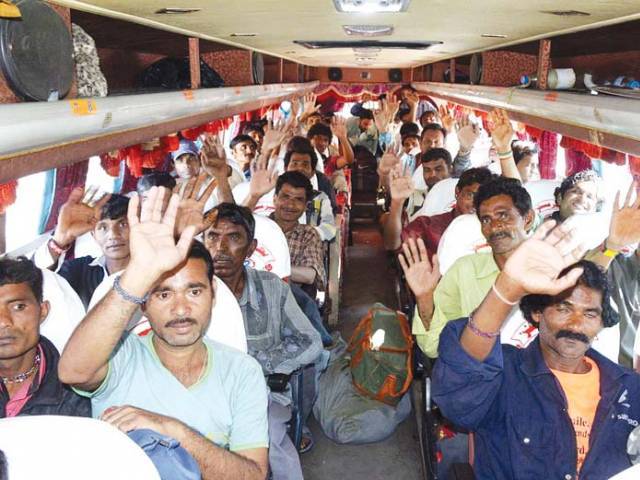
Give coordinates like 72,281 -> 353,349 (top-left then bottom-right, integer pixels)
0,257 -> 90,418
58,187 -> 269,480
384,166 -> 494,252
203,203 -> 324,479
432,221 -> 639,479
270,172 -> 326,299
34,191 -> 129,309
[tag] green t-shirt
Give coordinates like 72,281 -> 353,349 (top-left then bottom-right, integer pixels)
77,333 -> 268,452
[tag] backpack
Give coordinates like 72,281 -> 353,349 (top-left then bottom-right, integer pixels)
347,303 -> 413,406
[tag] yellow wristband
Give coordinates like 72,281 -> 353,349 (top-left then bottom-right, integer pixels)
603,248 -> 619,258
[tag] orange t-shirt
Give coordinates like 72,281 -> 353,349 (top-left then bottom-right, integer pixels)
551,357 -> 601,473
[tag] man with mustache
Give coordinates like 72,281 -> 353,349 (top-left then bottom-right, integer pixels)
431,221 -> 640,479
203,202 -> 322,480
34,192 -> 129,310
59,187 -> 269,480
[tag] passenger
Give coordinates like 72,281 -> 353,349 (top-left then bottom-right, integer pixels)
229,134 -> 259,180
203,203 -> 324,479
400,177 -> 537,358
58,187 -> 269,480
552,169 -> 600,223
511,139 -> 539,183
432,223 -> 639,479
136,172 -> 176,199
170,139 -> 200,180
243,124 -> 265,152
298,92 -> 322,132
399,133 -> 421,174
270,172 -> 326,298
396,84 -> 431,121
419,122 -> 475,177
0,257 -> 90,417
306,119 -> 354,179
419,108 -> 438,128
347,108 -> 379,156
33,192 -> 129,309
284,149 -> 336,241
384,167 -> 495,252
611,242 -> 640,367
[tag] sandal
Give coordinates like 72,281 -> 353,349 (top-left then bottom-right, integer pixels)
298,434 -> 315,454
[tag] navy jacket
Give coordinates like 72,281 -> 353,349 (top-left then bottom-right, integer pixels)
0,336 -> 91,418
58,255 -> 105,309
433,318 -> 640,480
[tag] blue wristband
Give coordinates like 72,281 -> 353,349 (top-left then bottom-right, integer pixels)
113,275 -> 149,305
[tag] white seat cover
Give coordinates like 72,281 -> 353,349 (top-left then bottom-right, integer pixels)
0,416 -> 160,480
248,215 -> 291,279
437,214 -> 490,275
232,182 -> 275,217
524,179 -> 560,218
89,273 -> 247,353
39,268 -> 86,353
415,177 -> 458,218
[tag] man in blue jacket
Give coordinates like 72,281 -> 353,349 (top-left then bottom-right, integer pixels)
433,219 -> 640,479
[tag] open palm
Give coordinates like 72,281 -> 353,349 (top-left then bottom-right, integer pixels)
398,238 -> 441,298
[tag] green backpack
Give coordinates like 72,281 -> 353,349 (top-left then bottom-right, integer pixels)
347,303 -> 413,406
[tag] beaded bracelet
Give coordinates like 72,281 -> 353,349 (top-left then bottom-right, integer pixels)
113,275 -> 149,305
467,312 -> 500,339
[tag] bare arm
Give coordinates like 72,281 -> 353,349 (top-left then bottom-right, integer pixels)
383,164 -> 414,251
460,221 -> 586,361
487,109 -> 522,181
331,117 -> 354,169
200,133 -> 234,204
59,187 -> 196,390
290,265 -> 317,285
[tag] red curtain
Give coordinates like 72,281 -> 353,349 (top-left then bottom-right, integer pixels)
564,148 -> 593,177
44,161 -> 89,231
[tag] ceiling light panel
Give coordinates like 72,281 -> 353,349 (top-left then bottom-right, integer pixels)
333,0 -> 410,13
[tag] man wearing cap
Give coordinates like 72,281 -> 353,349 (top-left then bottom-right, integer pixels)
170,140 -> 201,180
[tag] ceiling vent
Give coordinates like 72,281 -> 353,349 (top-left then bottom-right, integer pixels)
333,0 -> 410,13
294,40 -> 441,50
155,7 -> 201,14
541,10 -> 590,16
343,25 -> 394,36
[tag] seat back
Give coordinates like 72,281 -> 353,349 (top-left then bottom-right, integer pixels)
524,180 -> 560,218
248,215 -> 291,279
415,177 -> 458,218
437,214 -> 490,275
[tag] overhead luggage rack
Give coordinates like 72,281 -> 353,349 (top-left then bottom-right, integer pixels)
412,81 -> 640,156
0,81 -> 317,182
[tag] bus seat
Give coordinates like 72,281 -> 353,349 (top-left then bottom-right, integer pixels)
436,214 -> 490,275
249,215 -> 291,279
415,178 -> 458,218
524,180 -> 560,218
0,416 -> 161,480
89,273 -> 248,354
232,182 -> 276,217
40,268 -> 86,353
74,231 -> 103,259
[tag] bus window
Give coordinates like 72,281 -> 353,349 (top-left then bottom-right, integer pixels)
85,155 -> 121,193
5,171 -> 50,252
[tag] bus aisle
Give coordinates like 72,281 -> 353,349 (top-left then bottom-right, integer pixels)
302,222 -> 422,480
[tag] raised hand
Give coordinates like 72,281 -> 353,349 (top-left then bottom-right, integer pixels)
487,108 -> 515,154
262,120 -> 291,152
249,154 -> 278,201
173,173 -> 217,236
373,97 -> 400,133
377,147 -> 401,177
127,186 -> 196,279
456,114 -> 481,152
200,133 -> 229,179
606,181 -> 640,251
502,220 -> 587,298
389,164 -> 414,201
398,237 -> 441,298
438,105 -> 455,132
53,186 -> 111,248
302,92 -> 321,117
330,115 -> 348,139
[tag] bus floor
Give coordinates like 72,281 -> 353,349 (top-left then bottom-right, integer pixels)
301,222 -> 423,480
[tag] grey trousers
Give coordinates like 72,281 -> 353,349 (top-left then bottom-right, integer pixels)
268,397 -> 303,480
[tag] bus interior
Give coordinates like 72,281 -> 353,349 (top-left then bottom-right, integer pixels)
1,1 -> 640,479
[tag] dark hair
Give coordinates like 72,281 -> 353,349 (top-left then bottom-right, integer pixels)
187,240 -> 215,282
421,147 -> 452,167
307,111 -> 322,119
473,177 -> 532,217
243,124 -> 265,137
286,136 -> 313,153
230,134 -> 257,151
520,260 -> 618,328
136,172 -> 177,196
275,171 -> 313,202
401,134 -> 421,145
307,123 -> 333,143
419,110 -> 438,124
0,449 -> 6,480
511,140 -> 538,165
555,169 -> 600,201
99,194 -> 129,221
208,202 -> 255,243
456,167 -> 496,190
284,148 -> 318,171
0,256 -> 43,302
421,122 -> 447,141
399,122 -> 420,138
399,84 -> 415,93
358,109 -> 374,120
